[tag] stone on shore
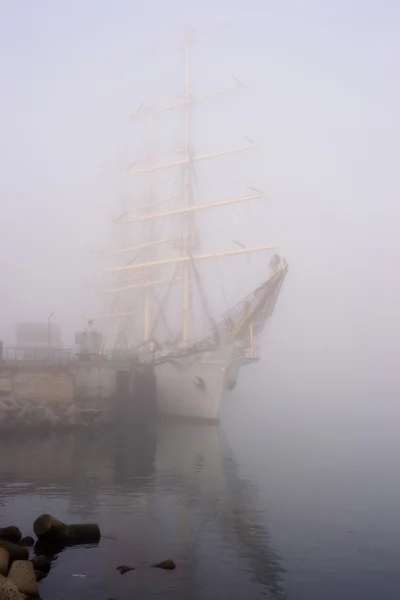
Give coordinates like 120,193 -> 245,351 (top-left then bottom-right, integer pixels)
0,542 -> 28,563
19,538 -> 34,548
0,528 -> 22,544
0,576 -> 24,600
8,560 -> 38,597
0,547 -> 10,576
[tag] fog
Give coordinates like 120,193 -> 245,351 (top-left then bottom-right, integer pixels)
1,1 -> 399,403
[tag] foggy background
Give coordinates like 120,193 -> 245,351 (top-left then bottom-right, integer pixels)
1,1 -> 399,408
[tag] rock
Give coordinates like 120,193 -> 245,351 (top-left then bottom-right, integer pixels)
33,515 -> 68,540
153,559 -> 176,570
0,576 -> 24,600
19,538 -> 34,548
116,565 -> 134,575
30,556 -> 51,575
8,560 -> 38,597
67,524 -> 101,543
0,547 -> 10,576
33,514 -> 101,544
0,528 -> 22,544
0,542 -> 29,563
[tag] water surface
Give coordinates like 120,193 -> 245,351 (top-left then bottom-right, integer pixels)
0,396 -> 399,599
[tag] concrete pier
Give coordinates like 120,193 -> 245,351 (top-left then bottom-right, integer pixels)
0,360 -> 156,429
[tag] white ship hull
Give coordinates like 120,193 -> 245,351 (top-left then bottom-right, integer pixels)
155,341 -> 250,421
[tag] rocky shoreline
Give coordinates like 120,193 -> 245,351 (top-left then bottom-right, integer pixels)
0,514 -> 175,599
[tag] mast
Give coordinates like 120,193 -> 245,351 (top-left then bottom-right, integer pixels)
182,32 -> 192,341
113,172 -> 133,347
100,28 -> 277,347
144,115 -> 153,340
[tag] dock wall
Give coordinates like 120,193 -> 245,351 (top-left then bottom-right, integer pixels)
0,361 -> 156,429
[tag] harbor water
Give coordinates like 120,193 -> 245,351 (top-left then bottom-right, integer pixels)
0,382 -> 399,600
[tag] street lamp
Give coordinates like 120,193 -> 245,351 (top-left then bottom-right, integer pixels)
48,312 -> 54,356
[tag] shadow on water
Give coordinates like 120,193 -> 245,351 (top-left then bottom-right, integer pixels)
0,423 -> 284,599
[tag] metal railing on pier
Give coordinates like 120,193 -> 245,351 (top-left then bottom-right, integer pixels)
2,347 -> 72,364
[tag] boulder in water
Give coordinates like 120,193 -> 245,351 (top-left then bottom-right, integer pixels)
30,555 -> 51,574
116,565 -> 135,575
153,559 -> 176,570
33,514 -> 100,544
34,570 -> 46,582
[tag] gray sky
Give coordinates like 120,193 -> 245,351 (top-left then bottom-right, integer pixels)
0,0 -> 399,396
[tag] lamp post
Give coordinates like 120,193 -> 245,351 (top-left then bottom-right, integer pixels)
48,312 -> 54,358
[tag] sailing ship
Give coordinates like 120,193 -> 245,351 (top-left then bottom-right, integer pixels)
95,30 -> 288,420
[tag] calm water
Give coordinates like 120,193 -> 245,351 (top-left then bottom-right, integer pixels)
0,387 -> 399,600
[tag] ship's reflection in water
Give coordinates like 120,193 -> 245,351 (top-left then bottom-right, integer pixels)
0,424 -> 285,599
